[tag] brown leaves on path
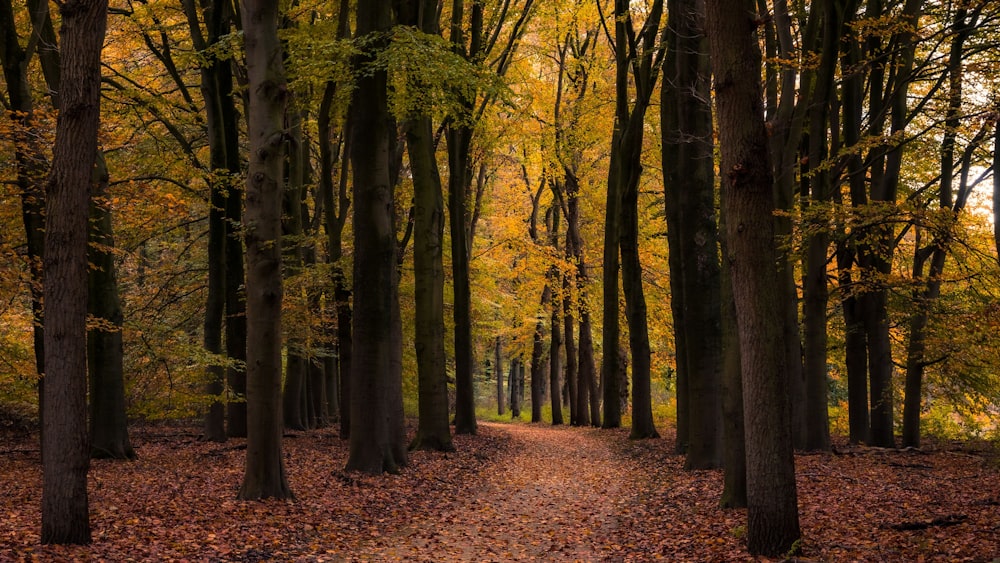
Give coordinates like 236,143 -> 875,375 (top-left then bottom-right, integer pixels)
1,421 -> 999,562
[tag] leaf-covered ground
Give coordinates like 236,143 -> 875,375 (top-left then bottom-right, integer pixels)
1,421 -> 998,561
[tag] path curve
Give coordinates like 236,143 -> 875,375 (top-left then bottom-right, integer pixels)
354,422 -> 643,562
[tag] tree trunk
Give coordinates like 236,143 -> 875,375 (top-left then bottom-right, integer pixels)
718,196 -> 746,508
1,0 -> 53,451
563,268 -> 578,426
407,110 -> 454,451
345,0 -> 407,474
42,0 -> 108,544
836,8 -> 869,445
237,0 -> 292,500
495,337 -> 505,415
705,0 -> 801,554
800,0 -> 843,452
88,152 -> 135,460
509,357 -> 521,418
282,107 -> 309,432
530,286 -> 550,423
663,0 -> 721,464
549,277 -> 564,425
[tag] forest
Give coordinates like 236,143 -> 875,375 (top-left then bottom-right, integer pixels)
1,0 -> 1000,560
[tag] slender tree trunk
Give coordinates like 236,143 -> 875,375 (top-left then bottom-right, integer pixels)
530,286 -> 550,423
1,0 -> 60,453
88,152 -> 135,460
408,110 -> 454,451
509,357 -> 521,418
237,0 -> 292,500
549,283 -> 564,426
42,0 -> 108,544
705,0 -> 800,553
801,0 -> 843,452
902,7 -> 980,447
282,108 -> 309,431
836,4 -> 869,444
495,337 -> 504,415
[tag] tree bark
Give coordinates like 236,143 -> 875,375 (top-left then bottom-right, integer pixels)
237,0 -> 292,499
345,0 -> 408,474
41,0 -> 108,544
407,109 -> 454,450
663,0 -> 722,464
705,0 -> 801,553
88,152 -> 135,460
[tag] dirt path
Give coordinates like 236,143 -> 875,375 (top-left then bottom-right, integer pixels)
354,422 -> 643,562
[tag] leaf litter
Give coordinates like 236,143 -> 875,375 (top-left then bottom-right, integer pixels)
1,421 -> 998,561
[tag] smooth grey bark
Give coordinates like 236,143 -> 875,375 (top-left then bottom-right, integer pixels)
705,0 -> 801,553
237,0 -> 293,500
41,0 -> 108,544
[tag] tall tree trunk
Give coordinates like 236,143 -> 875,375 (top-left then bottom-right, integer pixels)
663,0 -> 722,464
837,5 -> 869,445
183,0 -> 237,442
318,0 -> 352,439
446,0 -> 480,437
549,275 -> 564,426
495,337 -> 505,415
530,286 -> 550,423
705,0 -> 800,554
345,0 -> 407,474
41,0 -> 108,544
407,109 -> 453,450
237,0 -> 292,500
902,6 -> 981,448
602,0 -> 664,431
509,357 -> 521,418
282,108 -> 309,431
88,152 -> 135,460
563,265 -> 578,426
801,0 -> 844,452
0,0 -> 56,449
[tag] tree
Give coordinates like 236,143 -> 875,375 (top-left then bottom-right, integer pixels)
0,0 -> 60,448
346,0 -> 409,474
402,0 -> 455,453
704,0 -> 800,554
41,0 -> 109,545
601,0 -> 663,439
237,0 -> 293,500
662,0 -> 723,466
88,152 -> 135,460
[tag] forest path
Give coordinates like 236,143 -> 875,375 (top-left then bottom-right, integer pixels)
354,422 -> 645,562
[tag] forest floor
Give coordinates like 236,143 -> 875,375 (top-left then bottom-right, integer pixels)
1,419 -> 999,562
